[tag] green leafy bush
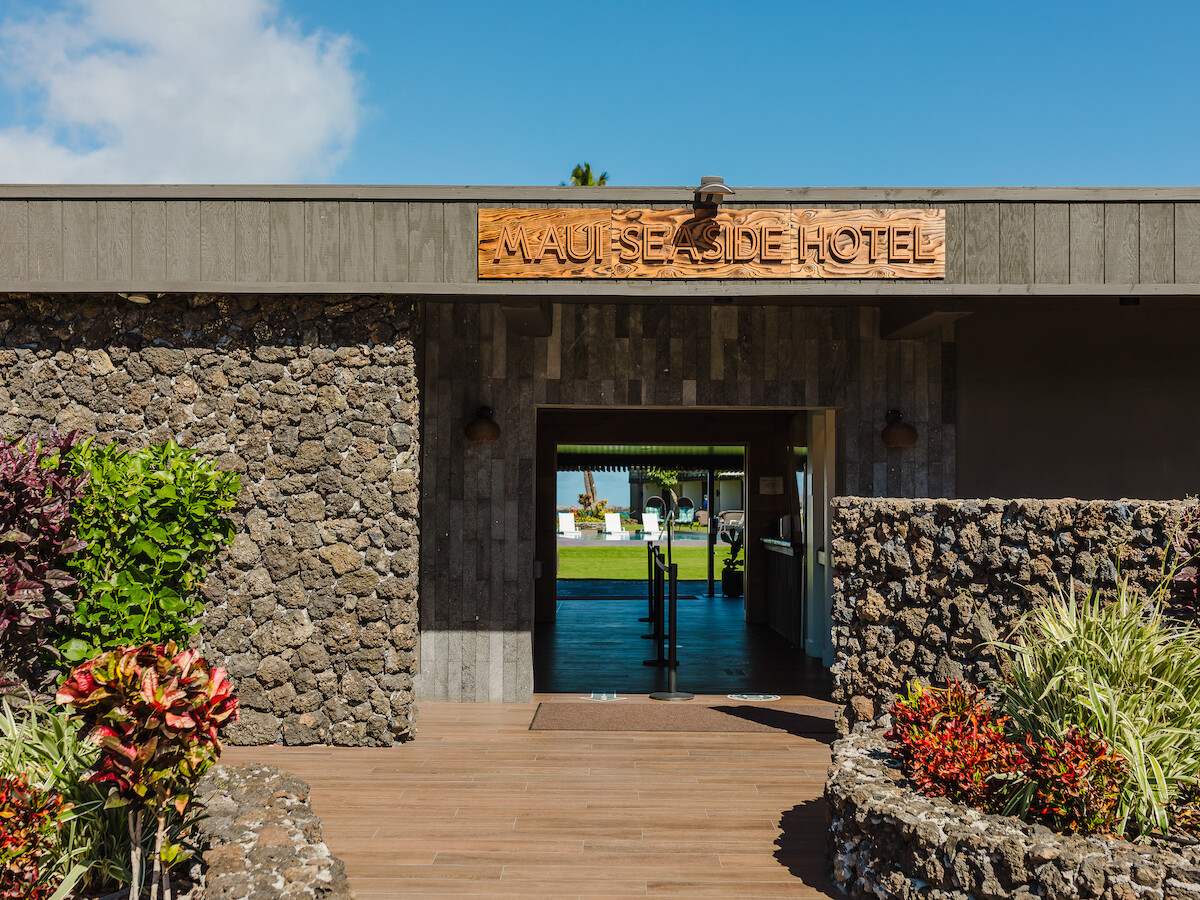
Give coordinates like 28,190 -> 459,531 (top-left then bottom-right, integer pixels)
59,439 -> 239,662
996,578 -> 1200,838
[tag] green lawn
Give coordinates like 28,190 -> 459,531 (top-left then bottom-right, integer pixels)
557,544 -> 732,580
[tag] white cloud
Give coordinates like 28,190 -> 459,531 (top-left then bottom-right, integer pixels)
0,0 -> 360,182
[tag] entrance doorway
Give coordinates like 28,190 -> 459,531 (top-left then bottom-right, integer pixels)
533,407 -> 835,696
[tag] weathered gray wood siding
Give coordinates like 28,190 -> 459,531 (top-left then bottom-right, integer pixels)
416,301 -> 954,702
1,194 -> 1199,294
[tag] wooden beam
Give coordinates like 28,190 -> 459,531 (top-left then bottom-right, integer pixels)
500,299 -> 554,336
880,301 -> 973,340
2,279 -> 1198,300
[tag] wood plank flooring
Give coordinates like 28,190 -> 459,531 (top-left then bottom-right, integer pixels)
223,698 -> 836,899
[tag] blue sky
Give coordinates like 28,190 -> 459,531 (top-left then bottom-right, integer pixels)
0,0 -> 1196,185
556,471 -> 631,510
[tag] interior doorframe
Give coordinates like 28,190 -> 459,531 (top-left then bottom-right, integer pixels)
533,406 -> 825,630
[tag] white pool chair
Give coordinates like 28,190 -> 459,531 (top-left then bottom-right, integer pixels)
641,511 -> 664,540
602,512 -> 631,540
558,512 -> 582,538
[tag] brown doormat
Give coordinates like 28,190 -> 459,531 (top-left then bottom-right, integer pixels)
529,702 -> 836,735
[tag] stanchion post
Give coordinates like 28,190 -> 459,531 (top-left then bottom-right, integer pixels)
643,548 -> 668,667
640,540 -> 653,623
651,562 -> 692,700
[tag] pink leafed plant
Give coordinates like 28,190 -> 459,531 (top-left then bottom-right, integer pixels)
57,642 -> 238,900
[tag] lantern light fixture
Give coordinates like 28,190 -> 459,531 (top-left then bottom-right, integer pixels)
465,406 -> 501,442
693,175 -> 734,208
880,409 -> 918,448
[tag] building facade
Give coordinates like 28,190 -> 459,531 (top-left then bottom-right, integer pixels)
0,185 -> 1196,744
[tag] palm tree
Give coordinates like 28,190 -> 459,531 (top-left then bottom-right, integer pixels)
566,163 -> 607,186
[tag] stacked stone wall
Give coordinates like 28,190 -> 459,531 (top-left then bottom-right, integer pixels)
830,497 -> 1191,734
0,293 -> 420,746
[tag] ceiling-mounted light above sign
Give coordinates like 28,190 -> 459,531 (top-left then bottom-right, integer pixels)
478,207 -> 945,279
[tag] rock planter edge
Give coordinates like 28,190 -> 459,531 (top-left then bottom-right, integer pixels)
826,728 -> 1200,900
190,763 -> 353,899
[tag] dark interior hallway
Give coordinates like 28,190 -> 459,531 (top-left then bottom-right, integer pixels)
534,579 -> 832,697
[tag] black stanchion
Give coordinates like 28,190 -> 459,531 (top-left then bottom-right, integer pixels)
639,540 -> 653,625
651,562 -> 692,700
643,550 -> 668,667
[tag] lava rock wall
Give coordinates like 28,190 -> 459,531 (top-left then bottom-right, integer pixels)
0,293 -> 420,746
830,497 -> 1190,734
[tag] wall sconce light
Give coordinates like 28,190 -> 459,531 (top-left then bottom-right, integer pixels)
881,409 -> 918,448
464,406 -> 501,442
693,175 -> 734,208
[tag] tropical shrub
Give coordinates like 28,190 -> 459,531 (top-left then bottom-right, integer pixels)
0,700 -> 131,892
0,774 -> 77,900
995,577 -> 1200,838
887,681 -> 1019,810
1013,728 -> 1126,836
0,432 -> 88,686
1169,500 -> 1200,622
888,681 -> 1127,835
57,642 -> 238,899
59,439 -> 239,663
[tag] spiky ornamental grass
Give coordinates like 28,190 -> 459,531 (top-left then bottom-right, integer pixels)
995,578 -> 1200,838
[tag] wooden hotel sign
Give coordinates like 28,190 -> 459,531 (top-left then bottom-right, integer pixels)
478,208 -> 945,279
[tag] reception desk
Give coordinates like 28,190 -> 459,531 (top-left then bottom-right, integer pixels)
760,538 -> 806,647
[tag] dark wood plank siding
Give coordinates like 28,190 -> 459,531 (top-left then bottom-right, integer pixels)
964,203 -> 1000,283
1139,203 -> 1174,284
165,201 -> 200,282
417,301 -> 954,702
28,200 -> 62,281
62,201 -> 97,281
1104,203 -> 1139,283
1034,203 -> 1070,284
1178,204 -> 1200,284
200,201 -> 236,282
131,200 -> 165,282
998,203 -> 1034,283
1069,203 -> 1104,284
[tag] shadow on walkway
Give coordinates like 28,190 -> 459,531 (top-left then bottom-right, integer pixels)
711,704 -> 837,744
775,798 -> 838,896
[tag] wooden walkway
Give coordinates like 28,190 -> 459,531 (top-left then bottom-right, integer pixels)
223,698 -> 837,899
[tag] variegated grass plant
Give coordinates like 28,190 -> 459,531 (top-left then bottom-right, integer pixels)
994,576 -> 1200,838
0,700 -> 118,893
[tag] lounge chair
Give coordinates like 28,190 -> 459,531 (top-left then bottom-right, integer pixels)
676,498 -> 695,526
558,512 -> 582,539
601,512 -> 631,540
644,496 -> 665,516
717,510 -> 744,543
641,511 -> 664,541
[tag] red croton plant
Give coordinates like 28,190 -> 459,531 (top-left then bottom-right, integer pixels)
0,774 -> 68,900
57,642 -> 238,900
887,680 -> 1126,836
